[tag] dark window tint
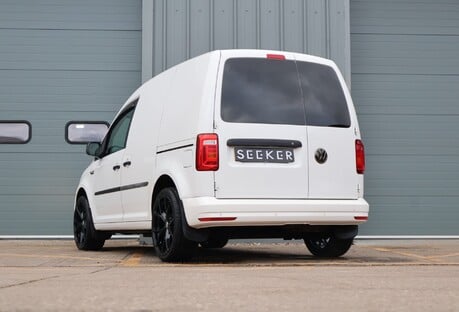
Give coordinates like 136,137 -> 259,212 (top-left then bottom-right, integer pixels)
221,58 -> 350,127
65,122 -> 109,144
221,58 -> 305,125
297,61 -> 350,127
0,121 -> 31,144
105,108 -> 135,155
98,99 -> 138,157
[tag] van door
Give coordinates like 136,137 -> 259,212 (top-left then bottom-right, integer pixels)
90,151 -> 123,223
214,52 -> 309,199
295,58 -> 358,199
120,96 -> 160,223
91,106 -> 136,223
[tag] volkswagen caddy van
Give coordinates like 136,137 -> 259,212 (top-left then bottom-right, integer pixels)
73,49 -> 369,262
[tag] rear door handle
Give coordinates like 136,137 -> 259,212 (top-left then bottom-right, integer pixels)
123,161 -> 132,167
113,165 -> 121,171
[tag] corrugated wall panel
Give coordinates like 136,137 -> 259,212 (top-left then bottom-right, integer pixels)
150,0 -> 351,84
0,0 -> 141,30
213,0 -> 234,49
0,0 -> 141,235
190,0 -> 211,56
235,0 -> 258,48
282,0 -> 306,52
0,30 -> 140,71
351,0 -> 459,235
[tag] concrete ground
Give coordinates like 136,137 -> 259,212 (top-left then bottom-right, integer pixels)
1,239 -> 458,311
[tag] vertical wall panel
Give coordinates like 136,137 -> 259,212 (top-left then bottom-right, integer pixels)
153,0 -> 165,74
259,0 -> 281,50
190,0 -> 211,57
166,0 -> 187,67
236,0 -> 257,48
329,0 -> 351,85
306,0 -> 327,57
150,0 -> 351,82
282,0 -> 305,53
213,0 -> 234,49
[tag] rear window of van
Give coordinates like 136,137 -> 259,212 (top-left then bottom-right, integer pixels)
221,58 -> 350,127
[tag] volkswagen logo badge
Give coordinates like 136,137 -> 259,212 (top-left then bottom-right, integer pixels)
315,148 -> 328,164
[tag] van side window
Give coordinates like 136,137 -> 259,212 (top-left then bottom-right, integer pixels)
104,108 -> 135,155
96,99 -> 137,157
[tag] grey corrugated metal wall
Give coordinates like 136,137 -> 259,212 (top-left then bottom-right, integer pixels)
351,0 -> 459,234
0,0 -> 141,234
145,0 -> 351,85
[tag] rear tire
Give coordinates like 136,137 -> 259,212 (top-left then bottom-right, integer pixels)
200,237 -> 228,249
73,196 -> 106,251
304,235 -> 353,258
152,187 -> 197,262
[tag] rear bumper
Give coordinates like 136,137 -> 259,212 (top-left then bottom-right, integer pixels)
182,197 -> 369,229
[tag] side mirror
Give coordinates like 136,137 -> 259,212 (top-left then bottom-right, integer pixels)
86,142 -> 102,158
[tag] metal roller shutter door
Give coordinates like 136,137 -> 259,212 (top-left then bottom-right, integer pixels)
0,0 -> 141,235
351,0 -> 459,235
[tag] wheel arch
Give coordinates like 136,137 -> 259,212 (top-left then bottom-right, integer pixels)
151,174 -> 209,243
76,188 -> 87,200
151,175 -> 177,209
74,188 -> 88,211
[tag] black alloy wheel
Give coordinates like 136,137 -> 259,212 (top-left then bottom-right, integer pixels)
304,235 -> 353,258
152,187 -> 197,262
73,196 -> 106,251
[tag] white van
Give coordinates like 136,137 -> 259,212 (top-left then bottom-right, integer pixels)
73,49 -> 369,262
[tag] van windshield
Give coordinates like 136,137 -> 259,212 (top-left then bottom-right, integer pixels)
221,58 -> 350,127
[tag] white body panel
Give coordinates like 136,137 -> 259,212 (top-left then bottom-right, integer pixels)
89,151 -> 124,223
75,49 -> 368,232
183,197 -> 369,228
307,126 -> 358,199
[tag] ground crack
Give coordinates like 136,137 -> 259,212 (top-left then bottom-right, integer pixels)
89,266 -> 113,274
0,275 -> 60,290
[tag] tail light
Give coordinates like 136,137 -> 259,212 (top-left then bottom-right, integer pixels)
196,133 -> 219,171
355,139 -> 365,174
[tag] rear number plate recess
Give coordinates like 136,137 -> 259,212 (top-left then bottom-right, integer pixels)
234,147 -> 294,163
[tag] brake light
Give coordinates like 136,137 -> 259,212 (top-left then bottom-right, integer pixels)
266,54 -> 285,60
355,139 -> 365,174
196,133 -> 219,171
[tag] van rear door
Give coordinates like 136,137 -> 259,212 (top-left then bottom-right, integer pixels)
295,56 -> 359,199
214,51 -> 309,199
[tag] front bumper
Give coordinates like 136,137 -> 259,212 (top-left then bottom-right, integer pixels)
182,197 -> 369,229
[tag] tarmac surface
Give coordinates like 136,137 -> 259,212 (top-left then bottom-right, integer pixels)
1,239 -> 459,311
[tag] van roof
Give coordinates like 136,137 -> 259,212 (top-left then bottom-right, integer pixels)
123,49 -> 338,109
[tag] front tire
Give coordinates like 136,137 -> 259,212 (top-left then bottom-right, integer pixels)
304,235 -> 353,258
152,187 -> 197,262
73,196 -> 106,251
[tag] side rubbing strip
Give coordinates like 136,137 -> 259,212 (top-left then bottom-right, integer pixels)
157,144 -> 193,154
95,182 -> 149,196
227,139 -> 302,148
